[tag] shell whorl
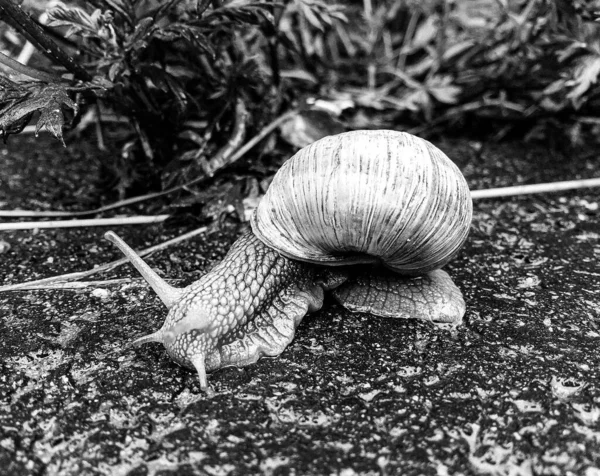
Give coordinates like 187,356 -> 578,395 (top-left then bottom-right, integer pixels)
251,130 -> 472,275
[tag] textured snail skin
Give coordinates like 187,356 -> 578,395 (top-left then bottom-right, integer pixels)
161,234 -> 465,375
107,230 -> 464,390
157,232 -> 324,376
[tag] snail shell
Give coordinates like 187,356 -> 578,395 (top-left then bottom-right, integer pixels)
252,130 -> 472,275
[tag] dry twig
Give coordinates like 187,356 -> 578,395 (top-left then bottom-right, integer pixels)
202,98 -> 249,176
0,0 -> 92,81
12,278 -> 138,291
471,177 -> 600,199
0,215 -> 169,231
0,226 -> 207,292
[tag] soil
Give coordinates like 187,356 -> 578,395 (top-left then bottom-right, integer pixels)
1,133 -> 599,476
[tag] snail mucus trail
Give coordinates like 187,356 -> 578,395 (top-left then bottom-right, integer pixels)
106,130 -> 473,390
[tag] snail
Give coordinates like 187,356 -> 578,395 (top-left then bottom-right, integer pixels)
105,130 -> 472,390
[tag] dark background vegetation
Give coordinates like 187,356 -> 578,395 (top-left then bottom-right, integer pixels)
1,0 -> 600,212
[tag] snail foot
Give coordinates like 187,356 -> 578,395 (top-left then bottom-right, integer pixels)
212,282 -> 324,368
332,268 -> 465,324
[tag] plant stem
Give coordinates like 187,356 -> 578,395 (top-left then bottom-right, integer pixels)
470,177 -> 600,199
396,10 -> 420,71
203,99 -> 249,176
0,0 -> 92,81
5,278 -> 140,291
0,50 -> 61,82
363,0 -> 376,89
267,2 -> 284,89
0,215 -> 169,231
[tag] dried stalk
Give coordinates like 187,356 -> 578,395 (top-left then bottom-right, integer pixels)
470,177 -> 600,199
13,278 -> 138,291
0,0 -> 92,81
0,215 -> 169,231
0,50 -> 61,82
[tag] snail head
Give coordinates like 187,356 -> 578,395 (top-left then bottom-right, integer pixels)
105,231 -> 217,389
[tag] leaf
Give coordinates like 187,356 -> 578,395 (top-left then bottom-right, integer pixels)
442,40 -> 476,62
48,3 -> 118,46
279,109 -> 345,148
203,4 -> 274,27
428,84 -> 462,104
108,62 -> 122,82
36,102 -> 66,143
143,65 -> 190,116
567,55 -> 600,108
383,87 -> 430,113
280,69 -> 318,83
47,3 -> 98,30
410,15 -> 438,50
427,76 -> 462,104
0,84 -> 78,144
157,24 -> 216,58
124,17 -> 156,52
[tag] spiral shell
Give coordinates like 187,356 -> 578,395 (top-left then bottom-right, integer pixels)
251,130 -> 472,275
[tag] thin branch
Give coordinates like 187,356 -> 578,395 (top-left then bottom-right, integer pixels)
0,51 -> 61,82
0,109 -> 300,218
12,278 -> 139,291
220,108 -> 299,170
0,226 -> 207,293
0,215 -> 169,231
203,98 -> 249,176
471,177 -> 600,199
0,0 -> 92,81
406,98 -> 529,136
396,10 -> 420,71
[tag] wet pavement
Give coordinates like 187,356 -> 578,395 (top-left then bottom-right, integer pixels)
1,134 -> 599,475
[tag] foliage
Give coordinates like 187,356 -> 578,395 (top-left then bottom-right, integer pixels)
295,0 -> 600,139
2,0 -> 600,197
0,76 -> 79,143
1,0 -> 280,192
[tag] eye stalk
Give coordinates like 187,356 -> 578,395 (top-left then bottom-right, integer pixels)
127,308 -> 215,391
104,232 -> 184,308
105,231 -> 213,390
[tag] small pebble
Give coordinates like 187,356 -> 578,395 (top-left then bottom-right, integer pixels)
0,240 -> 10,254
91,288 -> 110,299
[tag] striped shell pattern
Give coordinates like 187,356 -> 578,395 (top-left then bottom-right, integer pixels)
251,130 -> 472,275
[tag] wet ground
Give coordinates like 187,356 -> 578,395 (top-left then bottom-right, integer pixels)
1,134 -> 599,475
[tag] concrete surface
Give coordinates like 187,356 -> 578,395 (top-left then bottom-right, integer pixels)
1,135 -> 599,475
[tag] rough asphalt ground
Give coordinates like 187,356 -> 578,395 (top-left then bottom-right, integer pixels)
1,134 -> 599,475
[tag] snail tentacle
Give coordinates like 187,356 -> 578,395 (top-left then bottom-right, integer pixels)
104,231 -> 185,309
130,330 -> 163,348
191,354 -> 208,389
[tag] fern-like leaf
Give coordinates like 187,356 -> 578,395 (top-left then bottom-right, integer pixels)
0,84 -> 78,145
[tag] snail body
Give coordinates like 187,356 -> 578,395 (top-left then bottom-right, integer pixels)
106,130 -> 472,389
